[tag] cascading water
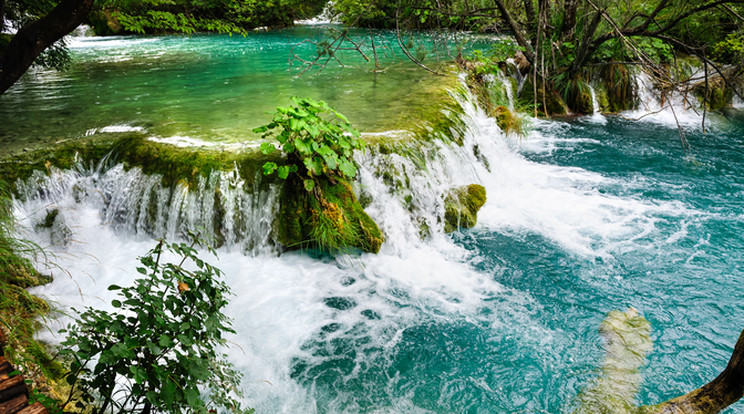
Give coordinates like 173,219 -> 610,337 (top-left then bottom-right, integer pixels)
587,84 -> 607,124
16,78 -> 744,413
626,71 -> 706,128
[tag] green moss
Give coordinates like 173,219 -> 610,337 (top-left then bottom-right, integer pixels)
491,105 -> 524,135
692,76 -> 734,110
276,176 -> 384,253
0,135 -> 283,194
443,184 -> 487,233
0,135 -> 128,191
600,64 -> 637,112
519,78 -> 570,117
562,77 -> 594,114
0,181 -> 65,404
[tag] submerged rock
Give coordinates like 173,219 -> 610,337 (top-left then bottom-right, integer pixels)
574,308 -> 744,414
573,307 -> 652,414
276,176 -> 384,253
443,184 -> 486,233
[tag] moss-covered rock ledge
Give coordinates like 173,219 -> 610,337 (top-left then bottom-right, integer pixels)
0,135 -> 385,253
278,176 -> 384,253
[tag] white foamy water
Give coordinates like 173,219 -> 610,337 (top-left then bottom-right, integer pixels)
295,1 -> 340,25
85,124 -> 145,135
587,84 -> 607,125
17,85 -> 706,411
623,72 -> 705,128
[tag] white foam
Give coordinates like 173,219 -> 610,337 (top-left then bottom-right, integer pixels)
623,72 -> 704,128
85,124 -> 145,136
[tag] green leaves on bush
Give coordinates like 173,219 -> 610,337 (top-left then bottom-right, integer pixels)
59,235 -> 252,414
254,97 -> 364,190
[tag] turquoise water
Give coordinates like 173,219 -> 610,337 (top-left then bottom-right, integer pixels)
283,116 -> 744,413
5,28 -> 744,413
0,27 -> 471,154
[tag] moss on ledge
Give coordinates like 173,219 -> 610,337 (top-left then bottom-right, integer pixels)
0,135 -> 283,192
276,176 -> 384,253
443,184 -> 487,233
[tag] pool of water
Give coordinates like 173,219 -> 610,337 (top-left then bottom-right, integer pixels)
0,26 -> 478,154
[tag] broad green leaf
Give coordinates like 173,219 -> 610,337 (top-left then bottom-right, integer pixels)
277,165 -> 290,179
262,162 -> 278,175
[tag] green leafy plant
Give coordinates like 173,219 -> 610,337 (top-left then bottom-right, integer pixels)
254,97 -> 364,192
59,234 -> 252,414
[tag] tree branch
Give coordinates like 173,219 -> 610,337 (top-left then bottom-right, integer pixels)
493,0 -> 535,63
0,0 -> 94,93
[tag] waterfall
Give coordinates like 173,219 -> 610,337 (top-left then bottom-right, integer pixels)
505,58 -> 526,95
626,71 -> 704,127
18,82 -> 697,413
496,71 -> 515,111
295,1 -> 339,25
587,84 -> 606,124
16,163 -> 279,255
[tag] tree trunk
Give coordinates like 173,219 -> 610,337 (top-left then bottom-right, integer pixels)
562,0 -> 578,35
523,0 -> 537,46
567,9 -> 603,79
493,0 -> 535,63
0,0 -> 93,94
644,329 -> 744,414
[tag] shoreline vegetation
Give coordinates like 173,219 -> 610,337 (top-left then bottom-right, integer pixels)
2,0 -> 744,412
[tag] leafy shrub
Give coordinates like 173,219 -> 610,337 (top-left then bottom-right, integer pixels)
255,97 -> 364,192
59,235 -> 252,414
712,33 -> 744,64
467,40 -> 523,76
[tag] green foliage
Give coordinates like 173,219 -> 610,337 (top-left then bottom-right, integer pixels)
96,0 -> 327,34
59,235 -> 252,414
33,39 -> 72,71
255,97 -> 364,189
0,181 -> 65,405
332,0 -> 494,30
713,32 -> 744,65
467,40 -> 523,76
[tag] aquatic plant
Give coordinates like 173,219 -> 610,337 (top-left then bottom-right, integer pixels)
59,235 -> 252,414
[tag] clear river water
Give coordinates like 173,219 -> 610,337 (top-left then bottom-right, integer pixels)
1,26 -> 743,413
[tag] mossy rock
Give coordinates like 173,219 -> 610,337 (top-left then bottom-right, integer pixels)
87,9 -> 124,35
276,176 -> 384,253
600,64 -> 637,112
572,308 -> 652,414
491,105 -> 523,135
443,184 -> 487,233
0,135 -> 281,193
519,79 -> 570,116
692,76 -> 734,111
